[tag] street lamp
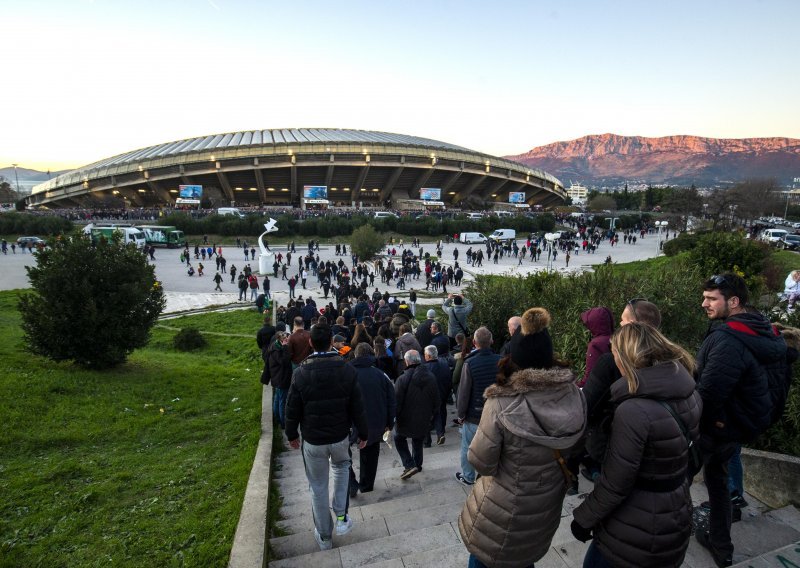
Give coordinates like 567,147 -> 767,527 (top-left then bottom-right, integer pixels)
655,220 -> 668,255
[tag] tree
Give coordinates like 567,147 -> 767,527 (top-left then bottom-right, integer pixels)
350,224 -> 385,261
19,234 -> 165,369
587,194 -> 617,212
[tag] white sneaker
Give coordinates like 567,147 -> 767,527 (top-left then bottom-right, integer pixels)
335,514 -> 353,536
314,528 -> 332,550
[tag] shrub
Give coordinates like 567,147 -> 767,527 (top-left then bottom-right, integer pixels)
18,234 -> 165,369
350,225 -> 385,261
686,232 -> 774,294
663,232 -> 702,256
0,212 -> 72,236
173,327 -> 207,351
464,260 -> 706,377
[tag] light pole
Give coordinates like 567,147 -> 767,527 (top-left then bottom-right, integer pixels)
11,163 -> 21,195
785,192 -> 791,221
655,220 -> 668,255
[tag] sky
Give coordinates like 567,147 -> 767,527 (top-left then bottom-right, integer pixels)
2,0 -> 799,171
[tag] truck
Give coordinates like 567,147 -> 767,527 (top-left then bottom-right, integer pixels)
83,224 -> 147,249
138,225 -> 187,248
489,228 -> 516,241
459,232 -> 488,244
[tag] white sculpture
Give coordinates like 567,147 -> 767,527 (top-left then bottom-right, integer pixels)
258,218 -> 279,274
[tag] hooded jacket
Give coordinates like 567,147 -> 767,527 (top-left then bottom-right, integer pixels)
573,362 -> 702,568
696,312 -> 787,442
458,367 -> 586,568
579,307 -> 614,387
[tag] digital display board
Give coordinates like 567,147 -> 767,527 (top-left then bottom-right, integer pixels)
420,188 -> 441,201
509,192 -> 526,203
179,185 -> 203,199
303,185 -> 328,199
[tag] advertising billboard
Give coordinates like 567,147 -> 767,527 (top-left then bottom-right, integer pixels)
179,185 -> 203,199
303,185 -> 328,199
508,191 -> 526,203
420,188 -> 441,201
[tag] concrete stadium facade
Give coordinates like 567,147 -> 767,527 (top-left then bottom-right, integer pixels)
29,129 -> 565,209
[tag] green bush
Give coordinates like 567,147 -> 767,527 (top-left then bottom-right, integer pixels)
350,224 -> 385,261
464,260 -> 707,375
173,327 -> 208,351
18,234 -> 165,369
0,212 -> 73,236
686,232 -> 775,294
662,232 -> 702,256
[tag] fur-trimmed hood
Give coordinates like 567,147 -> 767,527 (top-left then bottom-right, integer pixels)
521,307 -> 550,335
775,323 -> 800,351
483,366 -> 586,449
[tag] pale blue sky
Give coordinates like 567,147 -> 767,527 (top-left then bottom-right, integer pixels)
3,0 -> 798,170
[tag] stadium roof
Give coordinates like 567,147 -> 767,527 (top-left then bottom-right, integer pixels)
30,128 -> 565,208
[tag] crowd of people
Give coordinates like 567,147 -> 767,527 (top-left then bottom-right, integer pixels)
256,272 -> 797,568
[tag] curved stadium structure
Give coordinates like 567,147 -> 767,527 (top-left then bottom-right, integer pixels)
29,128 -> 565,209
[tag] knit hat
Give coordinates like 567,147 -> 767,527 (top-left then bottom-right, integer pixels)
275,322 -> 287,332
333,334 -> 346,343
510,307 -> 553,369
427,309 -> 436,318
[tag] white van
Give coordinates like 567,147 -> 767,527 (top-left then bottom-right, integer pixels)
373,211 -> 398,219
459,232 -> 488,244
490,229 -> 516,241
493,211 -> 514,218
465,212 -> 484,220
760,229 -> 788,244
218,207 -> 245,218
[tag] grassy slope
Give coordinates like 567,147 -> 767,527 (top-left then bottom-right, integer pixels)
0,292 -> 264,567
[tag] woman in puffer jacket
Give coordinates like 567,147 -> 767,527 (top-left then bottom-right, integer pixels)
571,322 -> 703,568
458,354 -> 587,568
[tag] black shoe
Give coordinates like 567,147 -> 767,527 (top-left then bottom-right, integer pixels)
730,494 -> 749,508
455,472 -> 474,486
695,530 -> 733,567
400,466 -> 419,480
436,435 -> 446,446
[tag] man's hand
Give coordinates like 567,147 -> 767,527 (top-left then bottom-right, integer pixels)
288,438 -> 300,450
357,438 -> 367,450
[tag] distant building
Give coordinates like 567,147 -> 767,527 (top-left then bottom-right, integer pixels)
566,182 -> 588,204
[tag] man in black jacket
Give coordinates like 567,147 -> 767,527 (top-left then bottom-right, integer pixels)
256,315 -> 277,385
393,350 -> 440,480
694,273 -> 787,567
350,343 -> 396,494
415,309 -> 436,348
285,324 -> 369,551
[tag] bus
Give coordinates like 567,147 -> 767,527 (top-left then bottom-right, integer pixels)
138,225 -> 187,248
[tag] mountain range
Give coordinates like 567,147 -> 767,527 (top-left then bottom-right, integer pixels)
505,134 -> 800,188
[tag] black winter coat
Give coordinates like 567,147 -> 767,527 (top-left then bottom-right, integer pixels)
351,356 -> 396,445
582,352 -> 622,463
267,340 -> 293,390
696,312 -> 787,442
415,318 -> 435,348
394,364 -> 440,439
573,362 -> 702,568
285,353 -> 368,445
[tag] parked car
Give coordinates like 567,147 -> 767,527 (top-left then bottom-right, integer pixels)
760,229 -> 789,244
779,234 -> 800,251
16,236 -> 46,248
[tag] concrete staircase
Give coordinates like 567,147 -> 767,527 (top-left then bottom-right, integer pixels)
268,404 -> 800,568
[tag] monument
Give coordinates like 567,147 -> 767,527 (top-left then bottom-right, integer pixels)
258,218 -> 279,274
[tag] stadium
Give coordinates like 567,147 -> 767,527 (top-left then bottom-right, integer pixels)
28,129 -> 565,210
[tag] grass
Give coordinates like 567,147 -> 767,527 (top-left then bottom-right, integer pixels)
0,291 -> 264,567
597,251 -> 686,277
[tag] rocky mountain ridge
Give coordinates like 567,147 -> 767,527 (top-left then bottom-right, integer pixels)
505,134 -> 800,187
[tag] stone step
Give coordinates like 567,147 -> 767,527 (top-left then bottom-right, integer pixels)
269,521 -> 462,568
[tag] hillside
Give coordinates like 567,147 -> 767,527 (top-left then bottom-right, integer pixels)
506,134 -> 800,187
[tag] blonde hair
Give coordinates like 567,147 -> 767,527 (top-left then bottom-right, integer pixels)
611,322 -> 695,394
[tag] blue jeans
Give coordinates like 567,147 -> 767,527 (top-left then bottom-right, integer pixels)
272,388 -> 286,429
468,553 -> 533,568
460,421 -> 479,483
583,541 -> 612,568
728,444 -> 743,497
301,436 -> 351,540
